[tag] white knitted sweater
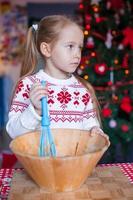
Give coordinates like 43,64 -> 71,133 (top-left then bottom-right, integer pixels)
6,70 -> 99,138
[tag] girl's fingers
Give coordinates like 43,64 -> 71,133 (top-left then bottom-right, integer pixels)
30,84 -> 49,98
30,89 -> 48,98
33,93 -> 47,102
98,132 -> 110,145
31,88 -> 48,96
30,83 -> 49,111
29,82 -> 49,114
30,91 -> 48,108
30,83 -> 48,93
90,126 -> 110,143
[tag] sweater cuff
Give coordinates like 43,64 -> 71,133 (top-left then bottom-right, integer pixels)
20,104 -> 41,130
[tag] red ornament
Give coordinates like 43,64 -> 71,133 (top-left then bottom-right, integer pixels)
85,14 -> 92,23
96,17 -> 107,23
120,96 -> 132,114
108,0 -> 124,10
102,108 -> 112,117
107,81 -> 113,86
121,96 -> 131,104
86,24 -> 91,30
79,3 -> 84,9
94,63 -> 108,75
120,103 -> 132,114
121,124 -> 129,132
122,27 -> 133,49
122,53 -> 129,68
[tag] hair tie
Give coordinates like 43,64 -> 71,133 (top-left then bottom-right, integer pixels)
32,24 -> 38,31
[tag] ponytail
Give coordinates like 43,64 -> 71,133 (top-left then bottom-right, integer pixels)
20,27 -> 39,78
10,27 -> 39,104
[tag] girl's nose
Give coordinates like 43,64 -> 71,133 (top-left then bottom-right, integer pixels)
74,49 -> 81,58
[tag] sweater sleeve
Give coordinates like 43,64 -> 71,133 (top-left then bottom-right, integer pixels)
82,95 -> 100,130
6,78 -> 41,139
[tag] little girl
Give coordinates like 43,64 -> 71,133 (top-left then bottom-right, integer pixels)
6,15 -> 108,139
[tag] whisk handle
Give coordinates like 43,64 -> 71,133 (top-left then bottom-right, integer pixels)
41,81 -> 50,126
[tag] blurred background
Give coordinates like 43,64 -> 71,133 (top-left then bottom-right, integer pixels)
0,0 -> 133,168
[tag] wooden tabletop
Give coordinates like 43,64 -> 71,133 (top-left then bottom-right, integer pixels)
0,163 -> 133,200
7,164 -> 133,200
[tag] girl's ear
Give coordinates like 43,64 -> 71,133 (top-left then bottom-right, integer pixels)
40,42 -> 51,57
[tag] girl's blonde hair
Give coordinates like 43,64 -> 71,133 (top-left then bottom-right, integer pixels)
21,15 -> 81,78
20,15 -> 101,126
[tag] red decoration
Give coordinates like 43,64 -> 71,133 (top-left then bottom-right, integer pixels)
86,24 -> 91,30
108,0 -> 124,10
85,14 -> 92,24
82,93 -> 90,105
57,91 -> 71,104
16,80 -> 24,94
102,108 -> 112,117
120,103 -> 132,114
79,3 -> 84,9
122,53 -> 129,68
122,27 -> 133,49
107,81 -> 113,86
120,96 -> 132,114
121,124 -> 129,132
94,63 -> 108,75
96,17 -> 107,23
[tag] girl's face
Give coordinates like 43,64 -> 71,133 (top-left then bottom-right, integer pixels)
45,24 -> 84,79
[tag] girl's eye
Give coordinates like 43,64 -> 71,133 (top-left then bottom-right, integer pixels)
68,44 -> 74,49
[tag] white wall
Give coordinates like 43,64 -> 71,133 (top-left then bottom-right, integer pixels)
12,0 -> 79,6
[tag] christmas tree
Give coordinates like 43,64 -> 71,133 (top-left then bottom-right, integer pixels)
76,0 -> 133,162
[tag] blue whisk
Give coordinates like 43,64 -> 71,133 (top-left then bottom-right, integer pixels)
39,80 -> 56,157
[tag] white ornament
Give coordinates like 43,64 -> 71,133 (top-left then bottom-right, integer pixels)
87,37 -> 94,45
94,13 -> 99,18
109,119 -> 117,128
105,30 -> 113,49
106,1 -> 111,9
118,44 -> 124,50
99,65 -> 105,73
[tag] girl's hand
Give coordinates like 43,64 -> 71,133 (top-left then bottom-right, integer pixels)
90,126 -> 110,143
29,82 -> 49,115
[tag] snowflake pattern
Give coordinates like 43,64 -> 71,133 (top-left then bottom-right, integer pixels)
57,91 -> 71,104
16,80 -> 24,94
82,93 -> 90,105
